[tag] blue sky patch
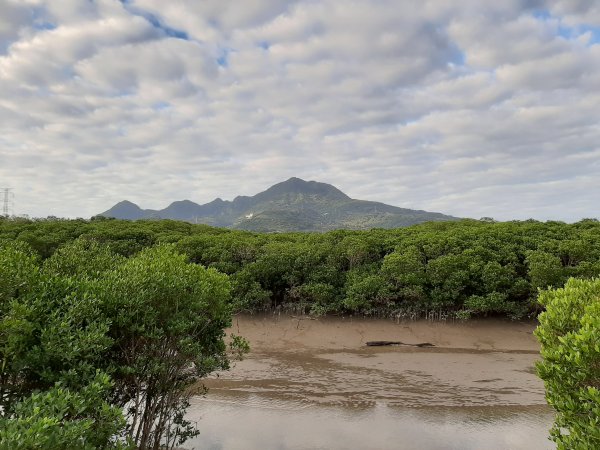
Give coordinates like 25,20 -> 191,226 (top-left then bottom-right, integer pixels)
33,21 -> 56,31
143,13 -> 189,40
532,9 -> 552,21
217,48 -> 231,67
120,2 -> 189,40
152,101 -> 170,111
533,9 -> 600,45
450,49 -> 466,66
579,25 -> 600,44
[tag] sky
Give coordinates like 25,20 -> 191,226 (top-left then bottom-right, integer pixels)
0,0 -> 599,221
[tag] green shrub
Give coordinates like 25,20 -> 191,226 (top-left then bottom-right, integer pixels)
0,373 -> 128,450
0,241 -> 244,449
535,278 -> 600,449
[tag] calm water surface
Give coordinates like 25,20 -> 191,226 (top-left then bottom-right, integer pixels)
186,398 -> 553,450
184,316 -> 555,450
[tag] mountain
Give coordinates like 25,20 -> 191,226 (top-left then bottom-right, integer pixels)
101,200 -> 153,220
99,177 -> 458,231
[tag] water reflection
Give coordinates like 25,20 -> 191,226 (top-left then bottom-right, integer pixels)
185,397 -> 554,450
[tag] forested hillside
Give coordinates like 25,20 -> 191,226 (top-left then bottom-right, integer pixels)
1,216 -> 599,319
100,177 -> 457,231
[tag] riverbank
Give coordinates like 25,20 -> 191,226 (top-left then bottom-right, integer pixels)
184,315 -> 553,449
229,314 -> 541,351
206,314 -> 544,407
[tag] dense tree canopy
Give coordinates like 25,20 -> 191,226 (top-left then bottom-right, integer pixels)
2,216 -> 600,319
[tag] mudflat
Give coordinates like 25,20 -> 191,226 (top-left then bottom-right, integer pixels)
228,314 -> 541,352
187,315 -> 554,450
207,314 -> 545,407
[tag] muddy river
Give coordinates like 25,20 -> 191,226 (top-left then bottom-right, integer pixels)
185,315 -> 554,449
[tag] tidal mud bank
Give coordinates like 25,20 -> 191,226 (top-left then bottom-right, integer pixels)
186,315 -> 553,449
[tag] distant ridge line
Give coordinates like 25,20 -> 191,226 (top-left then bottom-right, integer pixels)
99,177 -> 458,232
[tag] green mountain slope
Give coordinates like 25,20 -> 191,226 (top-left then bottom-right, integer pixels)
100,177 -> 458,231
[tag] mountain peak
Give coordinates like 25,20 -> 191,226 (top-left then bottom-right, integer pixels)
260,177 -> 350,200
284,176 -> 306,184
101,200 -> 145,220
166,199 -> 198,207
115,200 -> 139,208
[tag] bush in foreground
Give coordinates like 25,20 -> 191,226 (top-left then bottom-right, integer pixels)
0,374 -> 126,449
535,278 -> 600,449
0,241 -> 245,449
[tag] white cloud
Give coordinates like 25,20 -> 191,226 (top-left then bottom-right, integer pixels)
0,0 -> 598,221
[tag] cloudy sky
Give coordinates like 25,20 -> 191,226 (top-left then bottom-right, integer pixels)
1,0 -> 599,221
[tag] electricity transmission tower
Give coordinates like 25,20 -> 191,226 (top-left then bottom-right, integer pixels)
1,188 -> 14,217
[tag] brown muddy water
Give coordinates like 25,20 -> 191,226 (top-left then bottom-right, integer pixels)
185,315 -> 555,449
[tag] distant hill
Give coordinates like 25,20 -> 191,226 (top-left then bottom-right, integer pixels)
99,177 -> 458,231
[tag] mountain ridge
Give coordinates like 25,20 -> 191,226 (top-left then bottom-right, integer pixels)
99,177 -> 458,231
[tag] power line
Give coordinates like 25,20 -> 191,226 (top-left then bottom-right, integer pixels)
1,188 -> 14,216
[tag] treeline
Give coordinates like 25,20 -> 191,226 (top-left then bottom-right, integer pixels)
2,216 -> 600,319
